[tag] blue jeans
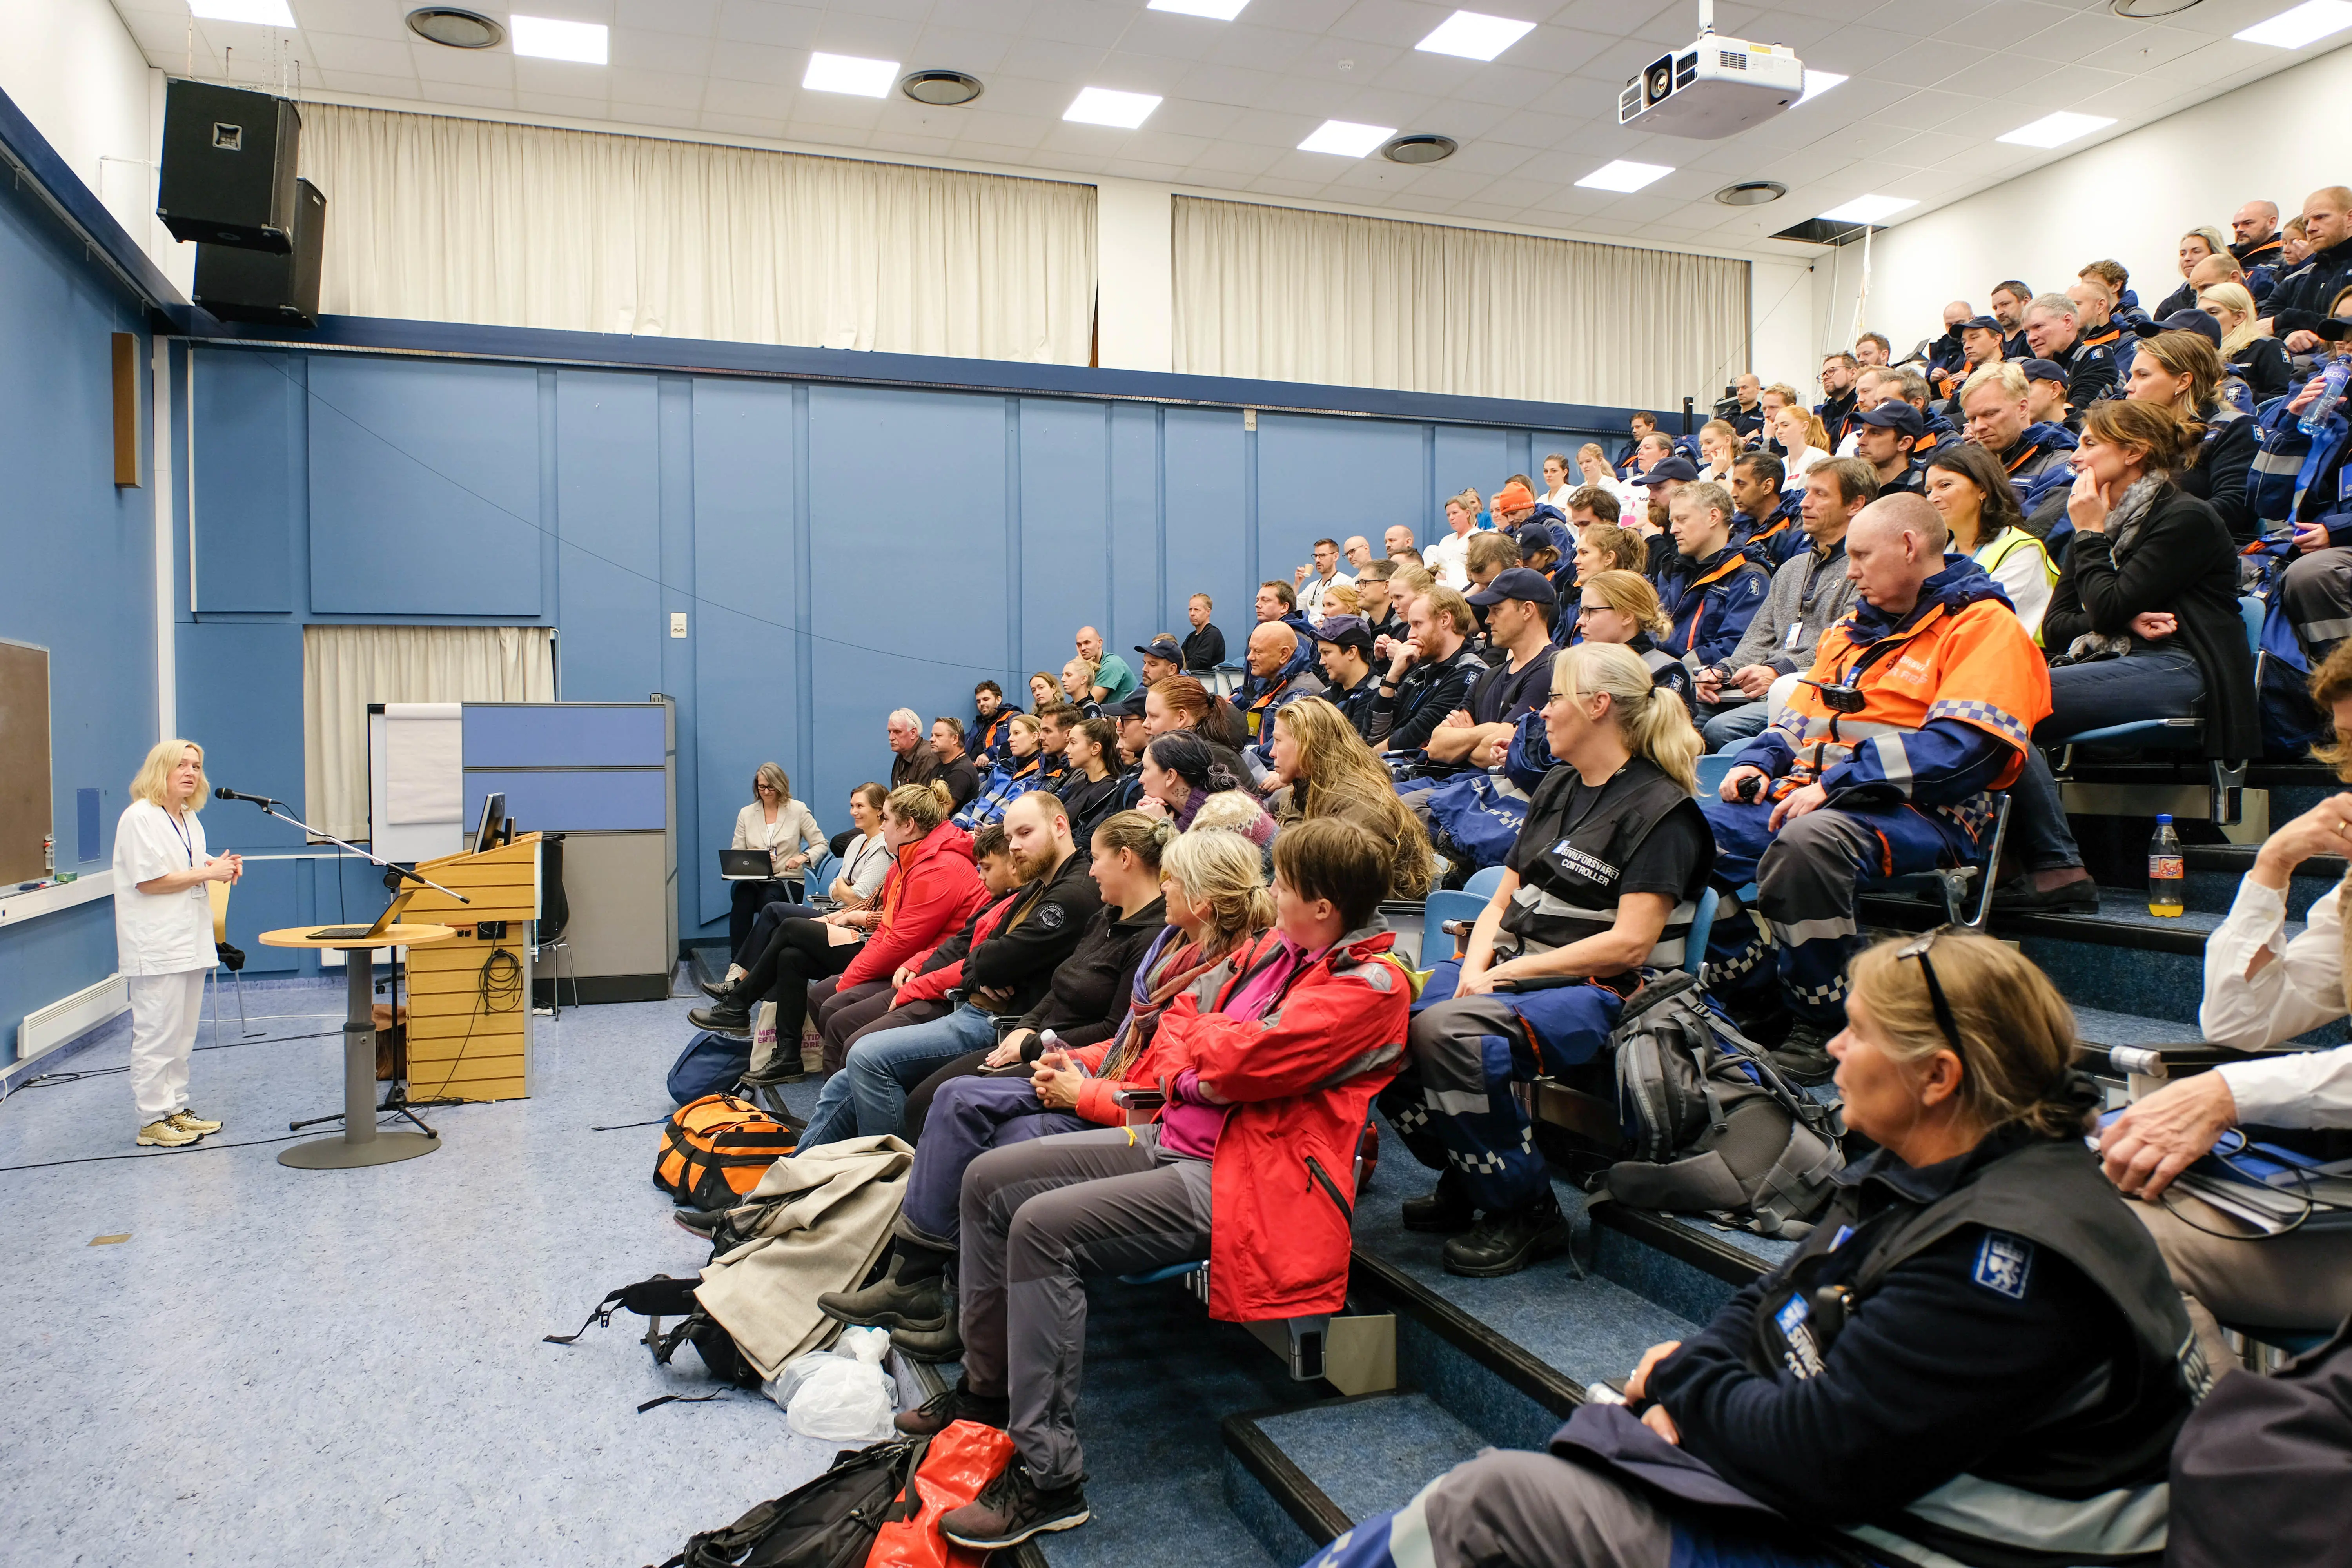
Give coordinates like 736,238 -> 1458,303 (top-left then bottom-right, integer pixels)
1701,700 -> 1772,752
799,1001 -> 999,1148
2010,648 -> 2205,872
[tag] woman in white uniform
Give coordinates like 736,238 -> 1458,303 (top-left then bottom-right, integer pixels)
113,739 -> 241,1147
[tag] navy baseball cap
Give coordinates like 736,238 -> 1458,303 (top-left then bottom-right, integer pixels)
1466,566 -> 1560,608
2020,358 -> 2069,386
2130,309 -> 2223,347
1313,614 -> 1376,656
1857,401 -> 1925,437
1135,634 -> 1183,664
1959,314 -> 2004,334
1633,456 -> 1699,487
1102,693 -> 1148,717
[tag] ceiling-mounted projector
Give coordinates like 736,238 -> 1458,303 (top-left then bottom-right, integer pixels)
1618,1 -> 1804,139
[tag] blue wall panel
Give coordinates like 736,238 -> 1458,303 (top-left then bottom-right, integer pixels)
1254,415 -> 1428,593
1018,398 -> 1110,682
307,356 -> 542,615
804,385 -> 1009,815
1161,408 -> 1248,665
192,349 -> 299,612
464,770 -> 666,833
175,621 -> 308,971
1107,404 -> 1164,643
555,372 -> 663,701
690,377 -> 799,928
1434,427 -> 1511,534
463,702 -> 665,768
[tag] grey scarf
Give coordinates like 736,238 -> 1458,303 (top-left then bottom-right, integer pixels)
2060,475 -> 2165,664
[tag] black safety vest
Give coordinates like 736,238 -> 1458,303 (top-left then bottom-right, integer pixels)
1500,758 -> 1704,968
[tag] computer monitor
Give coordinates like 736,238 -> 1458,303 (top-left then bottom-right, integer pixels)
472,791 -> 506,856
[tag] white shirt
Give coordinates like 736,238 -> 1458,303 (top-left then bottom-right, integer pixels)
837,830 -> 893,903
2198,875 -> 2352,1125
1540,483 -> 1574,512
1297,569 -> 1355,621
1426,530 -> 1474,589
113,799 -> 214,976
1780,446 -> 1831,488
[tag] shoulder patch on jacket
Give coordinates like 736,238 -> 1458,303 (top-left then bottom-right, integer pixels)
1035,902 -> 1067,932
1972,1231 -> 2034,1299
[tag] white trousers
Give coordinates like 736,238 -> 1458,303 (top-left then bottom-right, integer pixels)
126,969 -> 207,1125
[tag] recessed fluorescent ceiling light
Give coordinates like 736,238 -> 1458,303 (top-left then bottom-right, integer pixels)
509,14 -> 606,62
1576,160 -> 1673,192
1796,70 -> 1846,105
1820,194 -> 1916,223
1148,0 -> 1252,16
1298,119 -> 1398,156
1064,87 -> 1161,127
803,51 -> 900,96
2234,0 -> 2352,48
1416,10 -> 1536,61
1996,110 -> 2116,147
189,0 -> 296,22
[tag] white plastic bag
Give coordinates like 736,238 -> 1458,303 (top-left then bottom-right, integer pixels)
767,1326 -> 897,1441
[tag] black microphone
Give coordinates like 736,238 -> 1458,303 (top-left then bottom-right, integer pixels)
214,786 -> 279,806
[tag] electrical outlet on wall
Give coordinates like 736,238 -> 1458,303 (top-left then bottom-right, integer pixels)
669,612 -> 688,638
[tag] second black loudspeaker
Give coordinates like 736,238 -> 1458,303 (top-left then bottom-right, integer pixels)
194,179 -> 326,327
158,80 -> 302,251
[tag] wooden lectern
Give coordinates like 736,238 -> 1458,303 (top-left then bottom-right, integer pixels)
394,832 -> 543,1102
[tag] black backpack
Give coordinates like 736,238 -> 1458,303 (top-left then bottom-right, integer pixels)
652,1437 -> 927,1568
1602,973 -> 1847,1237
543,1274 -> 763,1400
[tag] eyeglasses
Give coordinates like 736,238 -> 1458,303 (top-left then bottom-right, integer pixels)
1895,926 -> 1964,1055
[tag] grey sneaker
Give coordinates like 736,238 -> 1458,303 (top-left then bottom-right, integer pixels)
940,1460 -> 1090,1550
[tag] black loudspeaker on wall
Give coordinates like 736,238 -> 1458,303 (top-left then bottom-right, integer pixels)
195,179 -> 326,327
157,80 -> 303,251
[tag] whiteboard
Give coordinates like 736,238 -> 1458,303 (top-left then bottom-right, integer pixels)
367,703 -> 463,863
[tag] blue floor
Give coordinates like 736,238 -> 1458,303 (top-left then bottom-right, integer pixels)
1253,1394 -> 1482,1526
0,975 -> 845,1568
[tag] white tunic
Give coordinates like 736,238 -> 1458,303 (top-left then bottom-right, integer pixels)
113,799 -> 214,976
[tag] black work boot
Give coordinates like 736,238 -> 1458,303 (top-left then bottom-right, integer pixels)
688,1003 -> 751,1037
894,1378 -> 1009,1437
889,1316 -> 965,1363
817,1251 -> 950,1332
1441,1194 -> 1570,1278
1401,1170 -> 1477,1234
1766,1022 -> 1837,1087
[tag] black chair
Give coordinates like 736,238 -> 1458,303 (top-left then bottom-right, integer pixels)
533,833 -> 578,1016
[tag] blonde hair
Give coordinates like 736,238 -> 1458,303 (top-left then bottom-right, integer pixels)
1063,656 -> 1098,687
1389,565 -> 1437,600
1008,712 -> 1043,737
2132,330 -> 2225,416
1449,487 -> 1482,516
1323,583 -> 1362,615
1272,698 -> 1436,898
885,780 -> 955,833
2183,224 -> 2228,261
1093,808 -> 1178,872
1554,642 -> 1701,795
1162,827 -> 1274,959
2198,281 -> 2260,355
753,761 -> 792,804
1848,933 -> 2088,1141
1580,569 -> 1672,638
1961,360 -> 2030,405
1419,585 -> 1477,637
130,738 -> 207,809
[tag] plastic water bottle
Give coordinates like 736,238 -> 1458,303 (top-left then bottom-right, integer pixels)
2300,356 -> 2352,435
2147,815 -> 2184,918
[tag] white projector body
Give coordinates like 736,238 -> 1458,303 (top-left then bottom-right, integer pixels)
1617,36 -> 1805,139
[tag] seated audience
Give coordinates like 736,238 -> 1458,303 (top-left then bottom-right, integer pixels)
1382,642 -> 1711,1275
1428,489 -> 1479,589
2262,187 -> 2352,350
726,763 -> 827,955
888,707 -> 940,788
1850,400 -> 1925,494
2126,319 -> 2258,543
970,681 -> 1019,762
1931,313 -> 2009,415
1058,657 -> 1100,715
1538,451 -> 1575,512
1921,443 -> 2058,640
1055,716 -> 1129,845
1425,569 -> 1557,764
1630,455 -> 1696,530
1924,300 -> 1971,382
1075,627 -> 1135,706
1708,495 -> 2051,1073
725,780 -> 892,982
1132,634 -> 1183,690
1853,330 -> 1890,368
1033,701 -> 1076,788
2156,225 -> 2231,319
1572,570 -> 1691,703
1997,402 -> 2259,914
2201,279 -> 2290,401
1383,523 -> 1416,556
1370,586 -> 1490,753
819,826 -> 1274,1354
1255,577 -> 1316,643
2021,357 -> 2073,430
1181,594 -> 1226,672
2232,197 -> 2285,294
1693,459 -> 1871,751
1655,482 -> 1772,682
928,717 -> 982,811
1343,535 -> 1374,572
1728,450 -> 1799,564
2097,641 -> 2352,1347
1960,362 -> 2078,529
1321,583 -> 1361,616
1991,278 -> 2034,359
2024,290 -> 2120,410
2276,353 -> 2352,659
955,713 -> 1046,829
1570,519 -> 1646,586
901,819 -> 1411,1550
1769,405 -> 1833,490
1695,419 -> 1740,483
1577,442 -> 1643,516
798,791 -> 1102,1147
1294,537 -> 1354,620
1332,933 -> 2200,1568
1354,560 -> 1406,644
1136,731 -> 1269,839
1816,351 -> 1861,449
1234,622 -> 1328,754
1312,615 -> 1383,737
1462,530 -> 1520,597
695,782 -> 980,1076
1143,673 -> 1249,751
1262,697 -> 1436,898
1026,671 -> 1059,713
1724,371 -> 1767,438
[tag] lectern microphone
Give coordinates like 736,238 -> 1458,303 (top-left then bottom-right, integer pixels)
214,786 -> 280,806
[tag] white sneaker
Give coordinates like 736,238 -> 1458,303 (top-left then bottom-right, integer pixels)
169,1109 -> 223,1134
137,1118 -> 200,1147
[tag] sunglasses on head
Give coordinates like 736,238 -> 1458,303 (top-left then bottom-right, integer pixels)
1894,926 -> 1964,1056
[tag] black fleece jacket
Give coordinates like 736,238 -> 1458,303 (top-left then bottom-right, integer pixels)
960,848 -> 1102,1017
1014,896 -> 1168,1053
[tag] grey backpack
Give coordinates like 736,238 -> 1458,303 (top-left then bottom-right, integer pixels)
1602,973 -> 1847,1237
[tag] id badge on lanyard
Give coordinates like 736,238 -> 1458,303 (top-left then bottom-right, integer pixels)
1784,621 -> 1805,652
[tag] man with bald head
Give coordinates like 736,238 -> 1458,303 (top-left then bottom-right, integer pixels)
1925,301 -> 1974,388
1699,493 -> 2053,1077
2230,198 -> 2283,296
2264,186 -> 2352,352
1234,620 -> 1325,763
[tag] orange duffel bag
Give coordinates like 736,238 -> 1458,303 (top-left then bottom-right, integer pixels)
654,1093 -> 797,1211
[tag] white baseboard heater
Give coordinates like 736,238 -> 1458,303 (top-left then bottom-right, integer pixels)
18,973 -> 128,1064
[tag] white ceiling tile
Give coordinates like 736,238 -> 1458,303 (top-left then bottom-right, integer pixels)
716,1 -> 823,47
1243,175 -> 1336,196
607,68 -> 709,109
956,107 -> 1057,147
1184,141 -> 1287,175
809,15 -> 925,58
508,0 -> 617,21
1176,61 -> 1290,105
705,41 -> 809,84
515,58 -> 615,96
312,69 -> 423,98
1327,0 -> 1457,49
297,30 -> 415,75
1115,10 -> 1236,62
1858,0 -> 1985,38
305,0 -> 413,40
1021,0 -> 1140,50
425,82 -> 522,109
610,26 -> 717,73
993,36 -> 1112,79
1870,38 -> 1998,88
702,75 -> 794,113
617,0 -> 720,32
788,88 -> 886,126
1094,49 -> 1209,93
410,41 -> 515,85
904,29 -> 1013,73
866,129 -> 960,154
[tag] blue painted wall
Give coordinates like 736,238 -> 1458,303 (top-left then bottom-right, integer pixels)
0,164 -> 161,1059
167,344 -> 1624,956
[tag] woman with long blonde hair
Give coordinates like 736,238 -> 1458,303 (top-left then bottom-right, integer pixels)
1377,642 -> 1713,1274
2197,280 -> 2289,402
114,738 -> 243,1146
1263,697 -> 1436,898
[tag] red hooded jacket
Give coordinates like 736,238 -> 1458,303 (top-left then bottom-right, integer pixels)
1151,927 -> 1412,1323
893,891 -> 1017,1005
837,824 -> 986,991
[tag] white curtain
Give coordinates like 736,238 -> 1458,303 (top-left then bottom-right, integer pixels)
296,104 -> 1097,365
303,625 -> 555,840
1172,196 -> 1749,411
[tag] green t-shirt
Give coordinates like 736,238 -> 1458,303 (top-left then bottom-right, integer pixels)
1093,653 -> 1138,702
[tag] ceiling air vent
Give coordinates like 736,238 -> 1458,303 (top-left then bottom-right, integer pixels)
1381,134 -> 1458,165
899,69 -> 985,106
406,7 -> 503,48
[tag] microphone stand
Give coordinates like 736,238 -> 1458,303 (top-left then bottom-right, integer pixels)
220,795 -> 471,1138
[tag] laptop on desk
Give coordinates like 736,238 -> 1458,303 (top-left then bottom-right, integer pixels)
307,889 -> 414,942
719,850 -> 775,880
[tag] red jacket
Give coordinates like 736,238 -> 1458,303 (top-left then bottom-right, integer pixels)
837,824 -> 985,991
894,891 -> 1017,1005
1152,928 -> 1412,1323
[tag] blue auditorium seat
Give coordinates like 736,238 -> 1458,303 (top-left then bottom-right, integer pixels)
2056,595 -> 2263,826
